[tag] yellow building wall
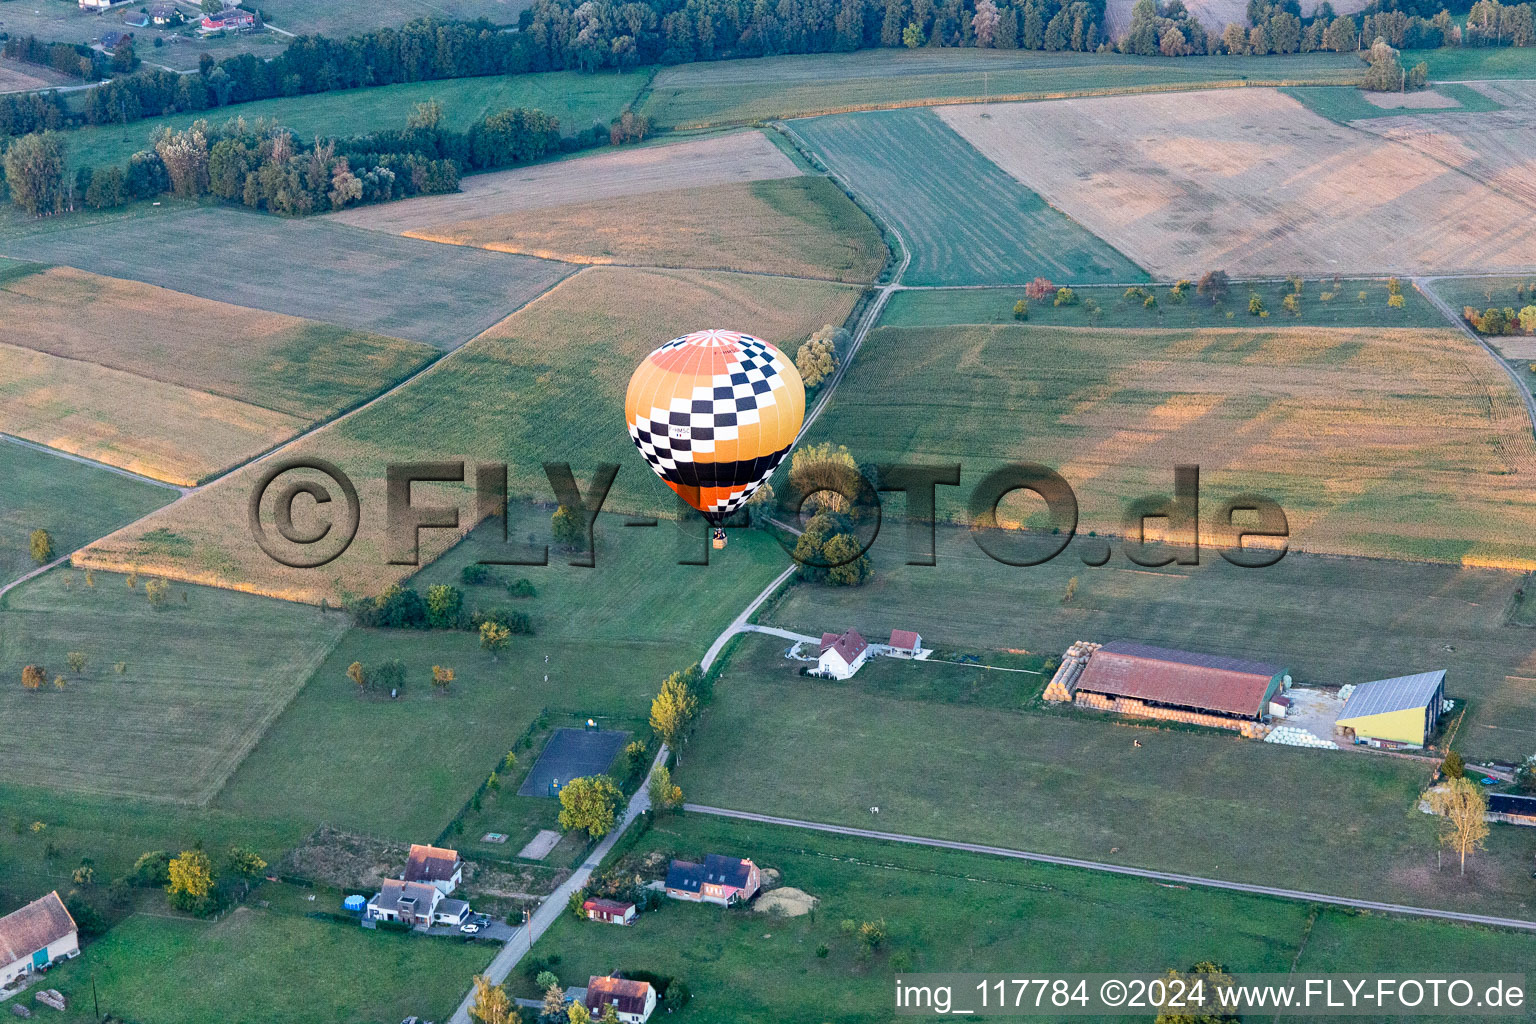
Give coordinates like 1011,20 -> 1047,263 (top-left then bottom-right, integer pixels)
1337,706 -> 1427,744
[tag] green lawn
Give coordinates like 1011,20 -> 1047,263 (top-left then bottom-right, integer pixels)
0,568 -> 347,804
532,813 -> 1536,1023
211,512 -> 791,841
0,442 -> 174,586
1417,45 -> 1536,79
256,0 -> 532,36
1283,82 -> 1503,122
883,278 -> 1444,328
681,634 -> 1536,922
797,320 -> 1536,568
1426,275 -> 1536,320
43,907 -> 489,1024
57,70 -> 647,171
644,49 -> 1364,128
790,108 -> 1147,286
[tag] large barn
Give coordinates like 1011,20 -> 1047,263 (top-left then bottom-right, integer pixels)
1071,641 -> 1289,728
1335,670 -> 1446,749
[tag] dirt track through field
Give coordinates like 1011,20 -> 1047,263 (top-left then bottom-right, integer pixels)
328,132 -> 800,235
938,88 -> 1536,277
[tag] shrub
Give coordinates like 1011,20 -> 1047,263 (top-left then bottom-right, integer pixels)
460,563 -> 490,585
1012,299 -> 1028,321
1053,286 -> 1077,307
506,578 -> 537,598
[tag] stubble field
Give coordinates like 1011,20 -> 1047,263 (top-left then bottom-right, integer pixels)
77,266 -> 860,602
791,108 -> 1147,285
396,177 -> 886,282
938,88 -> 1536,277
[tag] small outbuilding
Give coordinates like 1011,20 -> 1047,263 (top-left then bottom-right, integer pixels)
1335,670 -> 1446,749
887,629 -> 923,658
1488,793 -> 1536,826
817,629 -> 869,679
582,898 -> 637,925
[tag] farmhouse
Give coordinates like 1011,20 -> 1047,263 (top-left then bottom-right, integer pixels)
0,892 -> 78,990
582,898 -> 637,925
888,629 -> 923,658
818,629 -> 869,679
1065,640 -> 1289,733
201,7 -> 256,31
584,975 -> 657,1023
665,854 -> 761,905
1335,671 -> 1447,749
367,879 -> 443,929
402,843 -> 462,894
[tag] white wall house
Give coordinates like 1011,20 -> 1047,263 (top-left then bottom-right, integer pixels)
818,629 -> 870,679
584,976 -> 658,1023
403,844 -> 463,895
0,892 -> 79,990
367,879 -> 442,929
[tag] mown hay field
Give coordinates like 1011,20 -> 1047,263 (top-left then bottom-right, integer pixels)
59,69 -> 645,169
791,108 -> 1147,286
1351,87 -> 1536,208
0,266 -> 437,419
802,322 -> 1536,568
216,512 -> 792,840
329,130 -> 800,235
938,88 -> 1536,277
0,343 -> 306,486
2,207 -> 572,349
78,267 -> 860,603
683,636 -> 1535,921
0,442 -> 174,586
397,178 -> 886,282
0,568 -> 346,805
642,49 -> 1362,128
0,58 -> 64,94
767,526 -> 1536,762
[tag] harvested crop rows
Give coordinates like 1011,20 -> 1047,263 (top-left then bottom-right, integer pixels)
392,178 -> 886,283
939,88 -> 1536,277
2,208 -> 572,349
792,108 -> 1147,286
330,131 -> 800,234
79,267 -> 862,602
803,322 -> 1536,567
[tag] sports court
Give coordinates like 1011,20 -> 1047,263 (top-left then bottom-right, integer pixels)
518,727 -> 631,797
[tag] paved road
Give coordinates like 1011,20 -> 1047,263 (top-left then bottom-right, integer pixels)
737,623 -> 818,644
685,805 -> 1536,933
446,744 -> 668,1024
699,564 -> 798,672
1416,276 -> 1536,438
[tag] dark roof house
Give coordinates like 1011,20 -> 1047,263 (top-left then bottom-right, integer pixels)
1075,640 -> 1286,719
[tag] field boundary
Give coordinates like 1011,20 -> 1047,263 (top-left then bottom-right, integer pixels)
684,805 -> 1536,932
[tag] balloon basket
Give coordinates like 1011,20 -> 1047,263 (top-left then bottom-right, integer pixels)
712,531 -> 727,550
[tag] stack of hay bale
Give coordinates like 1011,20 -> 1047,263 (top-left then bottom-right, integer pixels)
1264,726 -> 1336,749
1043,641 -> 1099,701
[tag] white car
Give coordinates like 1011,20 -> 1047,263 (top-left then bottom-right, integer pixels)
459,923 -> 481,934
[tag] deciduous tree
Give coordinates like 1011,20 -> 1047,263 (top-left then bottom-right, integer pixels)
431,664 -> 455,694
21,665 -> 44,692
648,764 -> 683,813
4,132 -> 66,216
470,974 -> 513,1024
650,670 -> 700,758
1428,776 -> 1489,875
29,528 -> 53,564
557,775 -> 623,839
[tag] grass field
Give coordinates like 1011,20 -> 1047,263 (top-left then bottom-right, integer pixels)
883,277 -> 1445,328
800,321 -> 1536,568
1417,44 -> 1536,79
1,206 -> 572,350
940,88 -> 1536,278
401,177 -> 886,282
642,49 -> 1363,128
79,266 -> 858,603
0,3 -> 281,73
330,131 -> 800,232
763,526 -> 1536,760
0,267 -> 436,420
682,635 -> 1535,920
0,341 -> 306,486
256,0 -> 531,35
1283,82 -> 1503,122
42,907 -> 489,1024
0,441 -> 173,586
213,510 -> 791,840
0,568 -> 346,805
790,108 -> 1146,286
57,70 -> 647,170
533,813 -> 1536,1023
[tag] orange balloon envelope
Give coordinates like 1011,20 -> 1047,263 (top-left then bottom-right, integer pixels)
625,329 -> 805,524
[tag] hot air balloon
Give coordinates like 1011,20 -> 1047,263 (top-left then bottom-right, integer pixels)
625,329 -> 805,549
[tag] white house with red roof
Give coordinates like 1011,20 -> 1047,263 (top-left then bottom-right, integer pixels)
817,629 -> 870,679
584,975 -> 657,1023
0,892 -> 78,990
887,629 -> 924,658
402,843 -> 462,895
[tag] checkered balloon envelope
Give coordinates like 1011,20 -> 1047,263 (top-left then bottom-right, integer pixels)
625,329 -> 805,525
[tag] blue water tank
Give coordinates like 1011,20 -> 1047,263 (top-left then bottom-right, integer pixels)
343,895 -> 367,913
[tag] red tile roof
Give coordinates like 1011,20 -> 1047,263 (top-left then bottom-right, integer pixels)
0,892 -> 75,965
819,629 -> 867,662
585,975 -> 652,1016
889,629 -> 920,651
1075,641 -> 1282,718
582,898 -> 635,915
403,844 -> 459,884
